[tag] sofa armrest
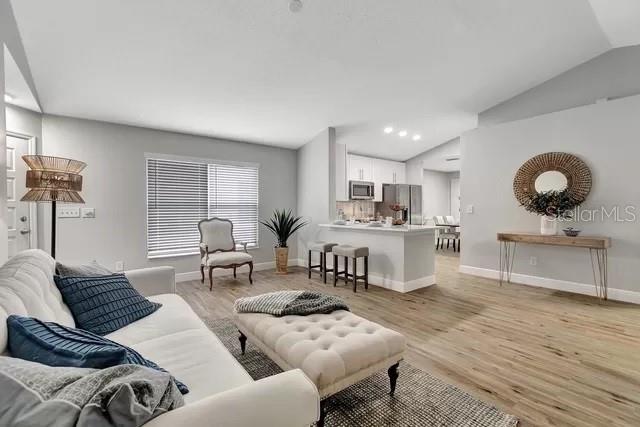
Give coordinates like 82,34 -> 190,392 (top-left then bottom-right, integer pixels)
145,369 -> 319,427
125,266 -> 176,296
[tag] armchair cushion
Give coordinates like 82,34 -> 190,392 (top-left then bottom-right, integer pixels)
202,252 -> 253,267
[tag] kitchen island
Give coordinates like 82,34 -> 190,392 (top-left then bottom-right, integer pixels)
317,223 -> 437,293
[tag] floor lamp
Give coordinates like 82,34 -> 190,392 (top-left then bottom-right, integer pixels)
20,155 -> 86,259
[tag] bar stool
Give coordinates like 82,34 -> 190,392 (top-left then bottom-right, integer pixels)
332,245 -> 369,292
308,242 -> 338,283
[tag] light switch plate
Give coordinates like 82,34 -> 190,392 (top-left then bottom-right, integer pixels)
465,204 -> 474,214
58,207 -> 80,218
81,208 -> 96,218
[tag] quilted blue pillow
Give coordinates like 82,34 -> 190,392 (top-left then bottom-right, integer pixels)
7,315 -> 188,394
53,273 -> 161,336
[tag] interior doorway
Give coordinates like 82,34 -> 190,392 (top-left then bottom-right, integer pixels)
6,131 -> 37,257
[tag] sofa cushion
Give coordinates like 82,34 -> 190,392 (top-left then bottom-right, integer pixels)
107,294 -> 253,404
7,315 -> 188,394
55,260 -> 112,277
0,250 -> 74,354
54,273 -> 161,335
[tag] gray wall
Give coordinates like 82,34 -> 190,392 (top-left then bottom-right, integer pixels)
422,170 -> 451,219
296,128 -> 334,260
479,46 -> 640,127
40,115 -> 298,274
405,137 -> 461,187
460,94 -> 640,294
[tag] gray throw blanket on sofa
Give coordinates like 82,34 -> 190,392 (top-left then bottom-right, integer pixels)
0,356 -> 184,427
234,290 -> 349,316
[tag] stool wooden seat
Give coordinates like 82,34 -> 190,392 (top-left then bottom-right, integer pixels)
332,245 -> 369,293
308,241 -> 338,283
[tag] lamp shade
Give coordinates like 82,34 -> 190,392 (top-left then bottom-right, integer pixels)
20,155 -> 87,203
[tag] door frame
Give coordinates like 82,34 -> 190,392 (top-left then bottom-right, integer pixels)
7,131 -> 38,251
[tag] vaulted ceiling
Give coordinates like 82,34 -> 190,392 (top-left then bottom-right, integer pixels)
10,1 -> 638,160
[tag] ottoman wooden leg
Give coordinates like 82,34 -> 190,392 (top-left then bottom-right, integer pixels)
308,250 -> 312,279
388,362 -> 399,396
238,331 -> 247,355
333,255 -> 338,286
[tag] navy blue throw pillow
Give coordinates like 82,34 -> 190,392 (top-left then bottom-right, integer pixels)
53,273 -> 161,336
7,315 -> 188,394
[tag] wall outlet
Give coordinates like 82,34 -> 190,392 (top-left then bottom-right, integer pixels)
114,261 -> 124,272
529,256 -> 537,266
58,206 -> 80,218
465,204 -> 474,214
81,208 -> 96,218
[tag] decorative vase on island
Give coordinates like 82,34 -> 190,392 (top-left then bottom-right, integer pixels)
274,247 -> 289,274
540,216 -> 557,235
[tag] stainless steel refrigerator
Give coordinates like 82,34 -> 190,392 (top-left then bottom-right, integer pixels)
381,184 -> 423,225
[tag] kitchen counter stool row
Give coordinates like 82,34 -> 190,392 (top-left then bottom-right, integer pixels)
307,241 -> 369,292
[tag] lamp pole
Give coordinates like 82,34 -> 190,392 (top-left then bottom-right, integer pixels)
51,200 -> 56,259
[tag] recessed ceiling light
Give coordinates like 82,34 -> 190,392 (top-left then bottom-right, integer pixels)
4,93 -> 14,103
289,0 -> 303,12
398,130 -> 408,137
412,134 -> 421,141
384,127 -> 394,134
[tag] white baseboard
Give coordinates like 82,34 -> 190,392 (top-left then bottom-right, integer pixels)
365,274 -> 436,293
459,265 -> 640,304
176,259 -> 302,283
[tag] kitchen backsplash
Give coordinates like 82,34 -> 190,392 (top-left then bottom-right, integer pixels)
336,201 -> 386,219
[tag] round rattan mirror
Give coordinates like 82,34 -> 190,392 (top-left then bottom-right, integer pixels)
513,152 -> 592,206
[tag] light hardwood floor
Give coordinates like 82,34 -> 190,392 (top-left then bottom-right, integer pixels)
177,253 -> 640,427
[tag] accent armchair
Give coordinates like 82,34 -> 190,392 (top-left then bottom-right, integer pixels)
198,218 -> 253,290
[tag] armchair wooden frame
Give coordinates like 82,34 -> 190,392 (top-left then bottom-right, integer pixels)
198,217 -> 253,290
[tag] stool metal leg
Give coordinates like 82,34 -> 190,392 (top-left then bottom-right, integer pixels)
322,252 -> 328,283
333,254 -> 338,286
344,257 -> 348,284
364,256 -> 369,290
352,257 -> 357,293
308,250 -> 312,279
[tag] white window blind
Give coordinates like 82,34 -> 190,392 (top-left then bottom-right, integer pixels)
208,164 -> 259,249
146,157 -> 259,258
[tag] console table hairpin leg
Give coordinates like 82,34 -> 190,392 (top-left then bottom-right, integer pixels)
498,241 -> 516,286
590,248 -> 608,300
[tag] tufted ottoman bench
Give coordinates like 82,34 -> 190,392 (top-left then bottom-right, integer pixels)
232,309 -> 406,426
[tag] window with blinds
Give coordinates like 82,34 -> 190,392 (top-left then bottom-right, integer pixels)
147,157 -> 259,258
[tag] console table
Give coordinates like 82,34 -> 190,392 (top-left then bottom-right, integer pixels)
497,232 -> 612,300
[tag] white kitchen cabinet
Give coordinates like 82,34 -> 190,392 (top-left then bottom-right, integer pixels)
372,159 -> 406,201
348,154 -> 374,182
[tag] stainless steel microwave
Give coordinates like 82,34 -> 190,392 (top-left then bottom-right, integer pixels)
349,180 -> 375,200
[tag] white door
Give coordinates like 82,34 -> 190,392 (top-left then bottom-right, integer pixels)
450,177 -> 461,221
7,133 -> 36,257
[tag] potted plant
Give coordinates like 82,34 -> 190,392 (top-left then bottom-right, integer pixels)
260,209 -> 308,274
521,190 -> 575,235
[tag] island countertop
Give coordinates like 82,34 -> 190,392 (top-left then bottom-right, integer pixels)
319,223 -> 437,234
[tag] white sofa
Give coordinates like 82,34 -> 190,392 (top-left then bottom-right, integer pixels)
0,250 -> 320,427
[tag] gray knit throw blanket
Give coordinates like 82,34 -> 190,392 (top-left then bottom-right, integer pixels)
234,291 -> 349,316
